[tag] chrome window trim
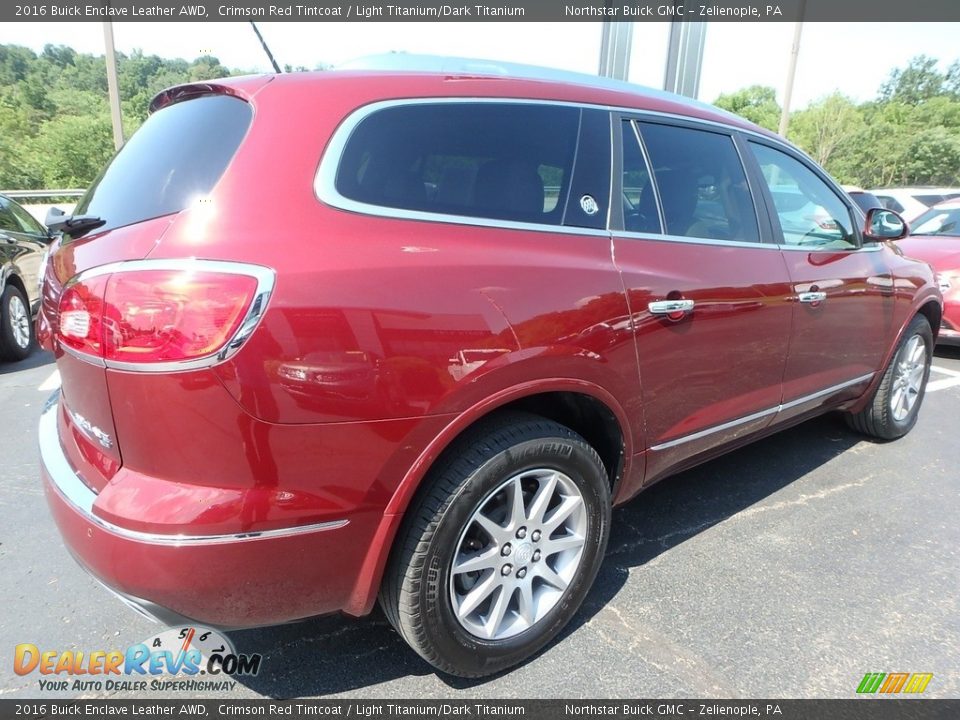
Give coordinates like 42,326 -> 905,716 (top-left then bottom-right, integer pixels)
314,96 -> 812,239
649,372 -> 875,451
59,258 -> 276,373
39,398 -> 348,546
315,97 -> 609,238
776,242 -> 883,253
616,231 -> 781,251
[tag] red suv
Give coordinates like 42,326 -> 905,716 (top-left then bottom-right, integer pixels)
38,61 -> 942,678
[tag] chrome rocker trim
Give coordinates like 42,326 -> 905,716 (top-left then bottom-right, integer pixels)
39,397 -> 348,546
650,373 -> 876,451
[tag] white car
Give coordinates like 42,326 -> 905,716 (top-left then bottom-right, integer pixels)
869,187 -> 960,221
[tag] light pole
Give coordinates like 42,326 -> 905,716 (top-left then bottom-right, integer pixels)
778,0 -> 807,137
102,21 -> 124,150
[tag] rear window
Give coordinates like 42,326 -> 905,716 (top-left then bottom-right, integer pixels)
75,94 -> 252,233
915,194 -> 948,208
335,103 -> 580,225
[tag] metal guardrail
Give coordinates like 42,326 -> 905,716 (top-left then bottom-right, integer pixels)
2,189 -> 85,199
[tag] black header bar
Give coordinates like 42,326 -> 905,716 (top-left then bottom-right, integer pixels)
6,0 -> 960,23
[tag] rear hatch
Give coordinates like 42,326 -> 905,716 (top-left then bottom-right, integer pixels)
42,81 -> 263,492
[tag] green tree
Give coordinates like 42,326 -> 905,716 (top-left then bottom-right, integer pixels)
788,93 -> 865,173
714,85 -> 782,131
879,55 -> 955,105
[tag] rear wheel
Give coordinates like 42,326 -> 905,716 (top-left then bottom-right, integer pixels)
844,314 -> 933,440
380,412 -> 611,677
0,285 -> 33,362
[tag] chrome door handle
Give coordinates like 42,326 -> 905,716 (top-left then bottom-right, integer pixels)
648,299 -> 695,315
798,292 -> 827,303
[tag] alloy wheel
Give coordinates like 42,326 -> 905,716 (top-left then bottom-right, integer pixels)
449,468 -> 587,640
890,333 -> 927,422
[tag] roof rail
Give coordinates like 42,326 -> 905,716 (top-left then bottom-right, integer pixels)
335,53 -> 739,121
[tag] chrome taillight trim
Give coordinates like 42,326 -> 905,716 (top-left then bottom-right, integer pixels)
58,258 -> 276,373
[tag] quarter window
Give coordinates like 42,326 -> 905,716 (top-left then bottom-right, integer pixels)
335,103 -> 580,225
638,122 -> 760,243
750,142 -> 856,250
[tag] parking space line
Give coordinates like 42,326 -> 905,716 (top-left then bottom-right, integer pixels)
38,370 -> 61,392
930,365 -> 960,378
927,376 -> 960,393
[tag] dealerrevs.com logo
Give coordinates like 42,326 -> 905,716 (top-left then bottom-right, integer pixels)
14,626 -> 262,693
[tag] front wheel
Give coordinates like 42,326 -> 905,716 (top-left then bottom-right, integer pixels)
844,314 -> 933,440
380,412 -> 611,677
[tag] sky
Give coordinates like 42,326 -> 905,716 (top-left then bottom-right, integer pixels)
0,21 -> 957,108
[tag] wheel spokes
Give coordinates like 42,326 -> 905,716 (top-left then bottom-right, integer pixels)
450,468 -> 588,640
453,547 -> 501,575
457,572 -> 499,619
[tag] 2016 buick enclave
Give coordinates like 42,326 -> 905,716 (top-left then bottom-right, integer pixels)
37,58 -> 941,677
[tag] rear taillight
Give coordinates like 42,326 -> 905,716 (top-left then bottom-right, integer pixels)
57,261 -> 273,369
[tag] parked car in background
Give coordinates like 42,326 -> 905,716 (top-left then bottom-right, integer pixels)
870,187 -> 960,221
36,57 -> 941,678
0,193 -> 52,361
842,186 -> 884,214
897,199 -> 960,345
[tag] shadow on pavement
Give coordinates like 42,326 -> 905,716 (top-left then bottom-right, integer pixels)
229,412 -> 864,698
934,344 -> 960,361
0,349 -> 54,375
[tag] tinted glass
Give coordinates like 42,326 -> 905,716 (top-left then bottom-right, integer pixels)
620,121 -> 661,234
848,191 -> 882,213
76,95 -> 252,233
911,207 -> 960,236
6,198 -> 46,235
0,199 -> 19,233
750,143 -> 856,250
876,195 -> 905,214
638,123 -> 759,243
915,194 -> 947,208
336,103 -> 580,225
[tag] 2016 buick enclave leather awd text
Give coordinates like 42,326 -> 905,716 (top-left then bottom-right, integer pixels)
37,58 -> 942,677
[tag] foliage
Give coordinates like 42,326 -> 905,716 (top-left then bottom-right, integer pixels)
714,85 -> 782,132
0,43 -> 232,189
736,55 -> 960,188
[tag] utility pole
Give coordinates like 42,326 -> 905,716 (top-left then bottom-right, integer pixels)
102,21 -> 124,150
778,0 -> 806,137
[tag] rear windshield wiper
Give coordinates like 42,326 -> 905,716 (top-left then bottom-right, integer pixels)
45,207 -> 106,238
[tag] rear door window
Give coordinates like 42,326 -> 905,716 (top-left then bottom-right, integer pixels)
75,94 -> 252,234
637,122 -> 760,243
334,103 -> 581,226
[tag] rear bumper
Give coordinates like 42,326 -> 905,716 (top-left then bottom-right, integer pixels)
40,397 -> 377,627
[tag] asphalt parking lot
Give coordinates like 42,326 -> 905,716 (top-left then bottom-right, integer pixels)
2,347 -> 958,700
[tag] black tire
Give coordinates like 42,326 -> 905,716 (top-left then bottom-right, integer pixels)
0,284 -> 34,362
380,412 -> 611,677
844,314 -> 933,440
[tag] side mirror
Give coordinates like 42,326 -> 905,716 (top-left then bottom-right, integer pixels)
863,207 -> 909,242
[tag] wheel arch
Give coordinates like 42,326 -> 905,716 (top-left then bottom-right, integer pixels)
846,295 -> 942,415
916,299 -> 942,344
342,379 -> 634,616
